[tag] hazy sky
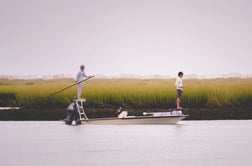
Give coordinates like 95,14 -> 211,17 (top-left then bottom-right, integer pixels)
0,0 -> 251,77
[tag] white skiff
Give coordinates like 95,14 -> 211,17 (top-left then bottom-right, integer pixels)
81,115 -> 187,125
66,99 -> 188,125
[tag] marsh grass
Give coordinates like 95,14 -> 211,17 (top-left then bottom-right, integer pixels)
0,78 -> 251,109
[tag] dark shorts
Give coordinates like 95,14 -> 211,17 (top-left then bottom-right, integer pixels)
176,89 -> 183,99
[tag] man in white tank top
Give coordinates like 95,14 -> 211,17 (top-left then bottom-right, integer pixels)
175,71 -> 184,109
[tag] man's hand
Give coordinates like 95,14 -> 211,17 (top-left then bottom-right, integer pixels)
88,75 -> 95,79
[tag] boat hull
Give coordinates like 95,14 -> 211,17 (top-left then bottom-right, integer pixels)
81,115 -> 187,125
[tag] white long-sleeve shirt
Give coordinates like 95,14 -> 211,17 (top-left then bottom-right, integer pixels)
175,77 -> 183,90
76,71 -> 87,84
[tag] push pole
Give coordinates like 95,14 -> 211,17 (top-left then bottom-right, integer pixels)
48,76 -> 95,97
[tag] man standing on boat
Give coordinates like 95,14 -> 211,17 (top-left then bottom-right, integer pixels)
175,71 -> 184,110
76,65 -> 94,99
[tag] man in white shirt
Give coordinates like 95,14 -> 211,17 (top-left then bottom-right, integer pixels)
76,65 -> 94,99
175,71 -> 184,109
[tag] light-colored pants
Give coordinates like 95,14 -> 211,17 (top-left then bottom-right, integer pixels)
77,83 -> 83,99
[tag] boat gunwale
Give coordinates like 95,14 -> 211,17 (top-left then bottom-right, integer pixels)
81,115 -> 188,122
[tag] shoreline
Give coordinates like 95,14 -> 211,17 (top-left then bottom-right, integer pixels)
0,107 -> 251,121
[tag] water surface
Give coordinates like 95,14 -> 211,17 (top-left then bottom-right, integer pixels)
0,120 -> 251,166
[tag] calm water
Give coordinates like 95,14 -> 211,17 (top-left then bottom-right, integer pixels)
0,120 -> 251,166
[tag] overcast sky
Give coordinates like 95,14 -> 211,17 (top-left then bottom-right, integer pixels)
0,0 -> 251,77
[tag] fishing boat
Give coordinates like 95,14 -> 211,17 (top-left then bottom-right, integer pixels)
81,114 -> 187,125
64,99 -> 188,125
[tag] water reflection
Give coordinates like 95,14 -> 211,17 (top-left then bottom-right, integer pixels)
0,120 -> 252,166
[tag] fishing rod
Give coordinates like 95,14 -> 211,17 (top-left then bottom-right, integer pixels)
48,76 -> 95,97
92,101 -> 124,109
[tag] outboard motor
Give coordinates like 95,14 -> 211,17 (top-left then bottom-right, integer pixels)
64,101 -> 81,125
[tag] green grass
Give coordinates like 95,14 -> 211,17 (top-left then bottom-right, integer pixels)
0,78 -> 252,109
